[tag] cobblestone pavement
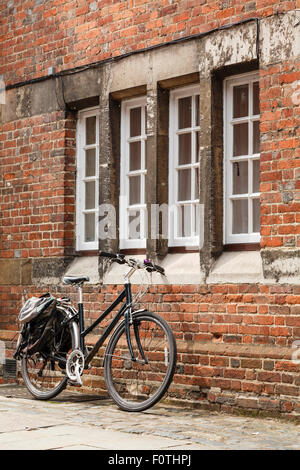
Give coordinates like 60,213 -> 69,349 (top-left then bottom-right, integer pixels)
0,384 -> 299,451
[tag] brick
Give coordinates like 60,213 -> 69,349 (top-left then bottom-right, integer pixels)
275,385 -> 299,396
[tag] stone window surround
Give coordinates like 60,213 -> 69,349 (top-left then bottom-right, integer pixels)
67,22 -> 264,285
68,74 -> 263,284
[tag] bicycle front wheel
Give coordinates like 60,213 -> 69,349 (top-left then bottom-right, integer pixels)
104,311 -> 176,412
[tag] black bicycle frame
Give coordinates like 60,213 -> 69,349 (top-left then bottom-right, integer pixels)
78,283 -> 136,368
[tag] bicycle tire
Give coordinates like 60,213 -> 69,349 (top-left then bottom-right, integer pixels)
21,320 -> 80,400
104,311 -> 176,412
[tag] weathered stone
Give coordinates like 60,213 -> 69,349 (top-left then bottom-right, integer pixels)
32,257 -> 73,284
261,250 -> 300,282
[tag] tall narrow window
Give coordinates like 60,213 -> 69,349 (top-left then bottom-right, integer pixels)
169,85 -> 200,247
120,96 -> 147,249
76,108 -> 99,251
224,73 -> 260,244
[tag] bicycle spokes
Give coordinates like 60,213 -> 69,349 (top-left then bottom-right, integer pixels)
104,312 -> 176,411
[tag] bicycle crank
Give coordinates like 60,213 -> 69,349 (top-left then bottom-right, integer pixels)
66,349 -> 85,386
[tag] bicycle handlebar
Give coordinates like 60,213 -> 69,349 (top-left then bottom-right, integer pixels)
99,251 -> 125,263
99,251 -> 165,275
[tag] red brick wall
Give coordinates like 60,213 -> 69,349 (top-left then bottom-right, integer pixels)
260,62 -> 300,249
0,0 -> 298,86
1,282 -> 299,417
0,112 -> 76,259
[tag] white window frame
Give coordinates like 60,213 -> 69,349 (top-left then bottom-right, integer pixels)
120,96 -> 147,249
169,84 -> 200,247
76,107 -> 99,251
224,72 -> 260,245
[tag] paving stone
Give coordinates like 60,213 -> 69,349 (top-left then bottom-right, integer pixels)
0,385 -> 299,451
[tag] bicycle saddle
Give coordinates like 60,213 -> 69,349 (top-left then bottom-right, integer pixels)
62,276 -> 90,285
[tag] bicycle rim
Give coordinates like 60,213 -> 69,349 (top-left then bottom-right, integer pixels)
104,311 -> 176,412
21,321 -> 78,400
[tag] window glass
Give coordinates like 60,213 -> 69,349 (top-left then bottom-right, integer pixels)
84,213 -> 95,242
233,84 -> 249,118
178,96 -> 192,129
130,107 -> 142,137
233,123 -> 248,157
253,121 -> 260,154
232,161 -> 248,195
85,148 -> 96,177
86,116 -> 96,145
129,141 -> 141,171
85,181 -> 95,210
178,133 -> 192,165
232,199 -> 248,234
253,81 -> 260,115
253,160 -> 260,193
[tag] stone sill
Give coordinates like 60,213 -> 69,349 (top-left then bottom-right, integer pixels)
62,251 -> 300,285
207,251 -> 263,284
64,253 -> 205,285
64,252 -> 262,285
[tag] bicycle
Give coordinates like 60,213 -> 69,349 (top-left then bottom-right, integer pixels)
18,252 -> 177,412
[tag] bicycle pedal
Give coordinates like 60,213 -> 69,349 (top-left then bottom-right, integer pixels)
67,379 -> 82,387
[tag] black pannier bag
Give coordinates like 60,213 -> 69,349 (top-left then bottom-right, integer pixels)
14,294 -> 72,360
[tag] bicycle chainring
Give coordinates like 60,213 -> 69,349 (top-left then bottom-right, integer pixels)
66,349 -> 85,385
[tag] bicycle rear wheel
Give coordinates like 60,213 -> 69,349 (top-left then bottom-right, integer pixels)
21,321 -> 79,400
104,311 -> 176,412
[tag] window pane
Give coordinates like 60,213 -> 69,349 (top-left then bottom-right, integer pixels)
130,107 -> 141,137
253,81 -> 259,115
178,96 -> 192,129
233,84 -> 249,118
128,210 -> 141,239
86,116 -> 96,145
232,161 -> 248,195
233,122 -> 248,156
85,213 -> 95,242
178,133 -> 191,165
253,159 -> 260,193
194,203 -> 200,237
178,169 -> 191,201
195,131 -> 200,162
129,175 -> 141,205
253,198 -> 260,232
85,148 -> 96,177
129,141 -> 141,171
85,181 -> 95,209
232,199 -> 248,234
253,120 -> 260,154
194,167 -> 200,199
177,204 -> 192,237
195,94 -> 200,127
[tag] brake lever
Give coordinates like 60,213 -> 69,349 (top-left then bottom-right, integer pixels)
144,259 -> 165,275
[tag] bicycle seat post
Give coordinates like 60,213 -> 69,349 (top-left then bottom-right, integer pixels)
78,284 -> 83,305
77,283 -> 85,352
